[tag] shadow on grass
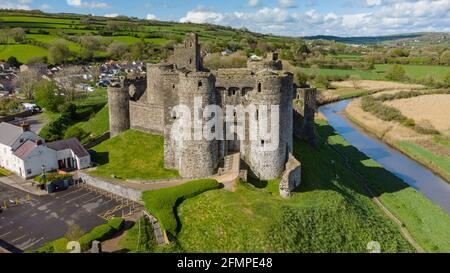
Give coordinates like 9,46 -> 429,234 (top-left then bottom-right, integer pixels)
93,152 -> 109,166
292,120 -> 409,199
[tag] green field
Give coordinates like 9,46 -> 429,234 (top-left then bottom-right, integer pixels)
90,129 -> 180,180
301,64 -> 449,81
0,44 -> 48,63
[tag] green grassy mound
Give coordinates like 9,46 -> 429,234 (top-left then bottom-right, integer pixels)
90,129 -> 180,180
142,179 -> 220,237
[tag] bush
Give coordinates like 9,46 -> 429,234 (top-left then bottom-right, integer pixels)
77,217 -> 125,252
142,179 -> 220,237
414,120 -> 439,135
385,64 -> 406,81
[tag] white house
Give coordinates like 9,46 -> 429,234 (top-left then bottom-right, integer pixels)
0,122 -> 91,179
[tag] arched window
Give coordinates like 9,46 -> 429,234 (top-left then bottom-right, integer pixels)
189,58 -> 192,64
257,83 -> 262,92
198,81 -> 203,87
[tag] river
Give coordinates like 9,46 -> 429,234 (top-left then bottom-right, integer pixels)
319,99 -> 450,214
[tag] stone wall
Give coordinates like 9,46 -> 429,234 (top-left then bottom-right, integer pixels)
279,153 -> 301,198
129,102 -> 164,134
297,88 -> 317,146
78,172 -> 143,203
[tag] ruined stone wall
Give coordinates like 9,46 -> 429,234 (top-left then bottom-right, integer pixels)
298,88 -> 317,146
108,83 -> 130,138
168,33 -> 202,71
279,153 -> 301,198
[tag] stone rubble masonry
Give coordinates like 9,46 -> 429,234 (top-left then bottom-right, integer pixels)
108,33 -> 301,190
279,153 -> 302,198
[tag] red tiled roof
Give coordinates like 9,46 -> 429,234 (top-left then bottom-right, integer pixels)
13,140 -> 37,160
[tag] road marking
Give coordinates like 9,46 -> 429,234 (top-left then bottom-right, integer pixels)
65,191 -> 94,204
11,234 -> 26,243
0,231 -> 12,237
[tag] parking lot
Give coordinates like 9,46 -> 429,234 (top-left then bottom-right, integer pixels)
0,183 -> 141,252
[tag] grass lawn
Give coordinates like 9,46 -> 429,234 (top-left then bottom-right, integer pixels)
0,44 -> 48,63
90,129 -> 180,180
142,179 -> 219,237
75,106 -> 109,140
396,141 -> 450,183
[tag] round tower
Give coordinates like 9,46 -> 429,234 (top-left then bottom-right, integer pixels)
108,80 -> 130,138
175,71 -> 219,178
248,71 -> 293,180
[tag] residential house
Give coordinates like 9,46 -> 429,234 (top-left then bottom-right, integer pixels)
0,122 -> 91,179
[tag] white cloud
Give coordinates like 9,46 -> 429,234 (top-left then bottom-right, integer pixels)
178,0 -> 450,36
278,0 -> 297,8
180,9 -> 225,24
66,0 -> 109,9
147,13 -> 157,20
366,0 -> 382,6
104,13 -> 119,18
247,0 -> 260,7
0,0 -> 33,10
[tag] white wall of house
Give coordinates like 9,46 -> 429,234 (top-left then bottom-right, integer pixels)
77,155 -> 91,170
56,149 -> 91,170
21,146 -> 58,179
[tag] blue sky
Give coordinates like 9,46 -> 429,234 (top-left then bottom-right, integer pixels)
1,0 -> 450,36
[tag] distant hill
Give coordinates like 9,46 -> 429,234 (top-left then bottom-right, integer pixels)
303,32 -> 450,45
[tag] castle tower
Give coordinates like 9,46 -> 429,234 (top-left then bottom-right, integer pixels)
167,71 -> 218,178
108,79 -> 130,138
170,33 -> 202,71
248,71 -> 294,180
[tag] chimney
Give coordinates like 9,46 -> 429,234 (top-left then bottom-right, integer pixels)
21,122 -> 30,132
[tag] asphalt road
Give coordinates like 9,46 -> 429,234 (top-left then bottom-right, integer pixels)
9,113 -> 49,133
0,183 -> 130,252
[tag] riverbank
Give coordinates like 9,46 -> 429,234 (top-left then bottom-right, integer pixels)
344,98 -> 450,183
319,101 -> 450,252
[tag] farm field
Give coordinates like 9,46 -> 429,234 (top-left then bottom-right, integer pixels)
0,44 -> 48,63
301,64 -> 450,81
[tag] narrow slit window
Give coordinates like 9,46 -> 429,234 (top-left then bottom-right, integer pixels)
257,83 -> 262,92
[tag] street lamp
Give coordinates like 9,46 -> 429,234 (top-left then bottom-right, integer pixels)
41,165 -> 47,189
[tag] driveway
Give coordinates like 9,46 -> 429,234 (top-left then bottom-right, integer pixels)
9,113 -> 49,133
0,183 -> 138,252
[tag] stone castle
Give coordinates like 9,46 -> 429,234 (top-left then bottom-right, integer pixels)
108,33 -> 303,194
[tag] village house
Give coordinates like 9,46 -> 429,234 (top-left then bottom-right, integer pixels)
0,122 -> 91,179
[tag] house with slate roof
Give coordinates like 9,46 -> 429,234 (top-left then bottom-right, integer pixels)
0,122 -> 91,179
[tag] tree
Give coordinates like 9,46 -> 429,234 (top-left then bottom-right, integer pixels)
34,80 -> 64,112
17,70 -> 41,100
294,69 -> 308,87
80,35 -> 101,60
58,102 -> 77,120
315,74 -> 330,89
129,42 -> 145,60
48,39 -> 72,64
9,27 -> 26,43
107,41 -> 127,59
55,66 -> 83,101
385,64 -> 406,81
310,64 -> 320,79
6,56 -> 22,68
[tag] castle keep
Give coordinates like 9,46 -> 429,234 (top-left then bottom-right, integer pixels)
108,33 -> 301,191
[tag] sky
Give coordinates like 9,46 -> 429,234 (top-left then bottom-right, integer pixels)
1,0 -> 449,37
